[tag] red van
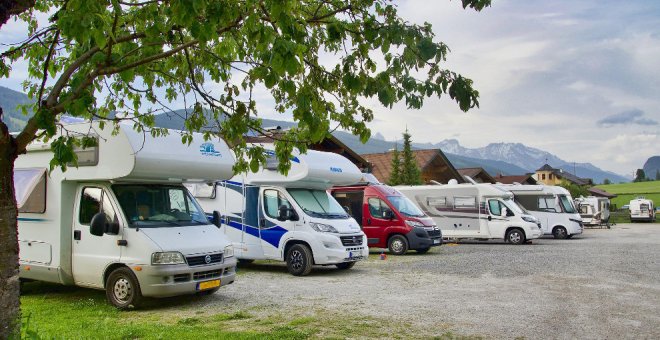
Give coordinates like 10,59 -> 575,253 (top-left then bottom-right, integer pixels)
330,181 -> 442,255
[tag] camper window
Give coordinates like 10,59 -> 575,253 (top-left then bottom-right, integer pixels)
79,187 -> 116,225
427,197 -> 447,208
113,185 -> 208,226
537,196 -> 556,212
488,199 -> 502,216
368,198 -> 394,220
558,195 -> 576,213
14,168 -> 47,213
289,189 -> 348,219
263,189 -> 292,220
454,196 -> 476,209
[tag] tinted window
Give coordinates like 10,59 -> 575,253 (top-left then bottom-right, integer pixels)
79,187 -> 116,225
368,197 -> 393,219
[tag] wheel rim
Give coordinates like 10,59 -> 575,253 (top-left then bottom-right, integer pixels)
509,232 -> 521,243
391,239 -> 404,253
290,249 -> 304,271
556,228 -> 566,238
113,277 -> 132,302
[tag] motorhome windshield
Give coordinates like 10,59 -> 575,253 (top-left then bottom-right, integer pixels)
502,198 -> 525,215
388,196 -> 425,217
288,188 -> 349,219
558,195 -> 576,213
112,184 -> 209,228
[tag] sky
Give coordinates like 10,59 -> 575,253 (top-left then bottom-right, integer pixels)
1,0 -> 658,177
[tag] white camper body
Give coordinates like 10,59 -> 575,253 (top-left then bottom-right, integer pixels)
496,184 -> 583,239
396,183 -> 542,244
629,197 -> 655,222
15,122 -> 237,308
191,146 -> 368,276
574,196 -> 611,226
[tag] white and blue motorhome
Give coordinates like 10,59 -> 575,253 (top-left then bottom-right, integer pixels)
496,184 -> 583,239
15,122 -> 237,309
190,146 -> 368,276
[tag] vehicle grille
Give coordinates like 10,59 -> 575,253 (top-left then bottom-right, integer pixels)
427,229 -> 442,238
173,274 -> 190,282
340,235 -> 363,246
186,253 -> 223,266
193,269 -> 222,281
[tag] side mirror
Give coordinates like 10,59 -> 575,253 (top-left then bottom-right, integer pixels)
212,210 -> 222,228
343,205 -> 351,214
90,212 -> 107,236
383,210 -> 395,220
278,205 -> 291,221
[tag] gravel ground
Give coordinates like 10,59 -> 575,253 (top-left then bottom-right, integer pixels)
181,223 -> 660,339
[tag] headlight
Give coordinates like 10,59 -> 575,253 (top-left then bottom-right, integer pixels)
151,252 -> 185,265
405,220 -> 424,228
522,216 -> 536,223
224,245 -> 234,258
310,222 -> 338,233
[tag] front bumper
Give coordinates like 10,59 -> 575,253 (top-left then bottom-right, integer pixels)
134,256 -> 237,298
407,227 -> 442,250
314,233 -> 368,264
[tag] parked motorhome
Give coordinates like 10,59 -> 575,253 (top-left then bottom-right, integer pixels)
397,183 -> 542,244
189,146 -> 368,276
497,184 -> 582,239
574,196 -> 611,227
629,197 -> 655,222
329,174 -> 442,255
15,122 -> 237,309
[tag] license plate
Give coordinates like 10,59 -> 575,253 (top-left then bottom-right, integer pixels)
197,279 -> 220,291
433,239 -> 441,244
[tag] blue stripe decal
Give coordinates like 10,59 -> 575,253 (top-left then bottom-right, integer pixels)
18,217 -> 48,222
225,221 -> 288,248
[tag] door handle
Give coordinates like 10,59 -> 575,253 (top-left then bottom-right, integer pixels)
73,230 -> 81,240
367,218 -> 371,225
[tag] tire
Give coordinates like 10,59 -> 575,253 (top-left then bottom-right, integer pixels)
335,262 -> 356,270
238,259 -> 255,265
286,244 -> 313,276
566,234 -> 574,239
388,235 -> 409,255
506,229 -> 526,245
416,247 -> 431,254
553,226 -> 568,239
106,267 -> 143,309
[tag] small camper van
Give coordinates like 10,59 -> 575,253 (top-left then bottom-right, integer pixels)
190,146 -> 368,276
497,184 -> 582,239
629,197 -> 655,222
574,196 -> 611,227
397,183 -> 542,244
15,122 -> 237,308
330,175 -> 442,255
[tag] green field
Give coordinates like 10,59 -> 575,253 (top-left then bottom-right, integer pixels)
595,181 -> 660,211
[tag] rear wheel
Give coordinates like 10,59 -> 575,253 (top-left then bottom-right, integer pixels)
506,229 -> 526,245
106,267 -> 143,309
553,226 -> 568,239
388,235 -> 409,255
286,244 -> 313,276
335,262 -> 356,270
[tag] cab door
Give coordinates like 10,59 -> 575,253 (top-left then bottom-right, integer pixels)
362,196 -> 397,247
72,186 -> 122,288
259,188 -> 294,259
486,199 -> 511,239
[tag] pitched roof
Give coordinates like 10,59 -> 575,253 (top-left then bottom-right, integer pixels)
362,149 -> 463,184
493,174 -> 538,185
587,187 -> 617,198
537,164 -> 555,171
535,163 -> 592,185
458,167 -> 496,183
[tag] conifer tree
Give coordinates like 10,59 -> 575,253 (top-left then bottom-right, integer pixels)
399,129 -> 423,185
388,144 -> 401,185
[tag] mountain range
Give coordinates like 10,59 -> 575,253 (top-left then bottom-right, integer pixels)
0,85 -> 630,183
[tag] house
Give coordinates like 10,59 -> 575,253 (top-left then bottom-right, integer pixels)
534,164 -> 592,186
362,149 -> 464,185
587,187 -> 617,199
493,173 -> 538,185
457,167 -> 496,183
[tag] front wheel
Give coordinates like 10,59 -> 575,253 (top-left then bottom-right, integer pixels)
335,262 -> 356,270
553,226 -> 568,239
388,235 -> 409,255
106,267 -> 143,309
506,229 -> 526,245
286,244 -> 313,276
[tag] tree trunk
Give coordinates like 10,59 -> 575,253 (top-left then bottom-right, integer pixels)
0,108 -> 20,339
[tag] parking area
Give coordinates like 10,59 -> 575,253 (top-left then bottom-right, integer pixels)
169,224 -> 660,339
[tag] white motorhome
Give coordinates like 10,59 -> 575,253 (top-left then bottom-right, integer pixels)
190,146 -> 368,276
497,184 -> 582,239
397,183 -> 542,244
15,122 -> 237,309
629,197 -> 655,222
574,196 -> 611,227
